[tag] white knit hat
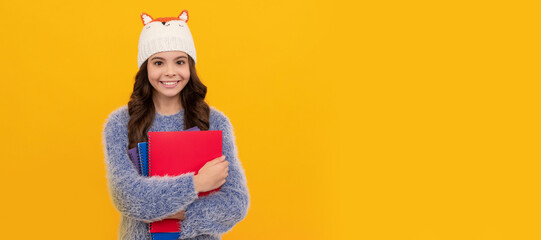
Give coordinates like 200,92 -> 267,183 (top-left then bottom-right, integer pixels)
137,10 -> 197,69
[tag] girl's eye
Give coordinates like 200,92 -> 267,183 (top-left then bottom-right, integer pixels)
177,60 -> 185,65
154,61 -> 163,66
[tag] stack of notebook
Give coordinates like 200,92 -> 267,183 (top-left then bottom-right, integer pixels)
127,127 -> 223,240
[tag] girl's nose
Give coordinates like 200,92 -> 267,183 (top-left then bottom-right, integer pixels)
165,65 -> 176,76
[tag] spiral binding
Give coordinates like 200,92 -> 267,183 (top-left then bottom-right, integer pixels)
147,134 -> 153,233
147,134 -> 154,232
148,134 -> 152,176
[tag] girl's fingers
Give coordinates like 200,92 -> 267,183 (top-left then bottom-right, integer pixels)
217,161 -> 229,169
207,156 -> 225,165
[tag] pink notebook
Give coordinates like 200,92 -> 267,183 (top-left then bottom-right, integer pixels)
147,130 -> 223,233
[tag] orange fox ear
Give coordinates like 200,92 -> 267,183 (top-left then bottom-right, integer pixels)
178,10 -> 189,22
141,12 -> 153,25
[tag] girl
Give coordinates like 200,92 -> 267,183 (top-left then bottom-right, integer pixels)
103,10 -> 250,240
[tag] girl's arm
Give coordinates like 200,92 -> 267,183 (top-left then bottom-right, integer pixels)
178,116 -> 250,239
103,112 -> 198,222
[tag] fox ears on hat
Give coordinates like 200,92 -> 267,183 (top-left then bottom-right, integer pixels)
140,10 -> 189,25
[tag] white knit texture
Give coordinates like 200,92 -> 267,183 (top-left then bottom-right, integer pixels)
137,19 -> 197,69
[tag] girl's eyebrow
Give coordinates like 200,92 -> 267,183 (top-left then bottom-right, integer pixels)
150,56 -> 188,61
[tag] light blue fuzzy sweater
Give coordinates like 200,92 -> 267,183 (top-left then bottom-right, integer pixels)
102,106 -> 250,240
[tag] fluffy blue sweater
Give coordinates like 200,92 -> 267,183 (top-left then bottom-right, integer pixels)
102,106 -> 250,240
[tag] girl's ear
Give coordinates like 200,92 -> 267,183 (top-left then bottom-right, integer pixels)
178,10 -> 189,22
141,12 -> 153,25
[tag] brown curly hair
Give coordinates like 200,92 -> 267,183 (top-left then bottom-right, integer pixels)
127,55 -> 210,149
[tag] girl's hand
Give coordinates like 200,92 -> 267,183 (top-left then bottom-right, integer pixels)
141,210 -> 186,223
166,210 -> 186,221
193,155 -> 229,193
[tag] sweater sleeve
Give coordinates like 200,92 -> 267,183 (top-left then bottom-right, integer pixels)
103,111 -> 199,222
178,115 -> 250,239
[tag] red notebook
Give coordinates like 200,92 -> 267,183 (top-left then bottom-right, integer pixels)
147,130 -> 223,233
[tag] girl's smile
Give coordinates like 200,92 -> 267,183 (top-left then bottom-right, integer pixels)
160,80 -> 182,88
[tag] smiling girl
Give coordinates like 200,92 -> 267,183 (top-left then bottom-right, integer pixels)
102,10 -> 250,240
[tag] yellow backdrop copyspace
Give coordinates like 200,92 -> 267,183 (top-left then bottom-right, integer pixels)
0,0 -> 539,239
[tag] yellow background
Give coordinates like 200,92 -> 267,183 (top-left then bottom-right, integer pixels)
0,0 -> 539,239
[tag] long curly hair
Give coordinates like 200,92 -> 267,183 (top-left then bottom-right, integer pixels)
127,55 -> 210,149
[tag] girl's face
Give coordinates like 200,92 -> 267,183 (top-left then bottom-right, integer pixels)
147,51 -> 191,99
